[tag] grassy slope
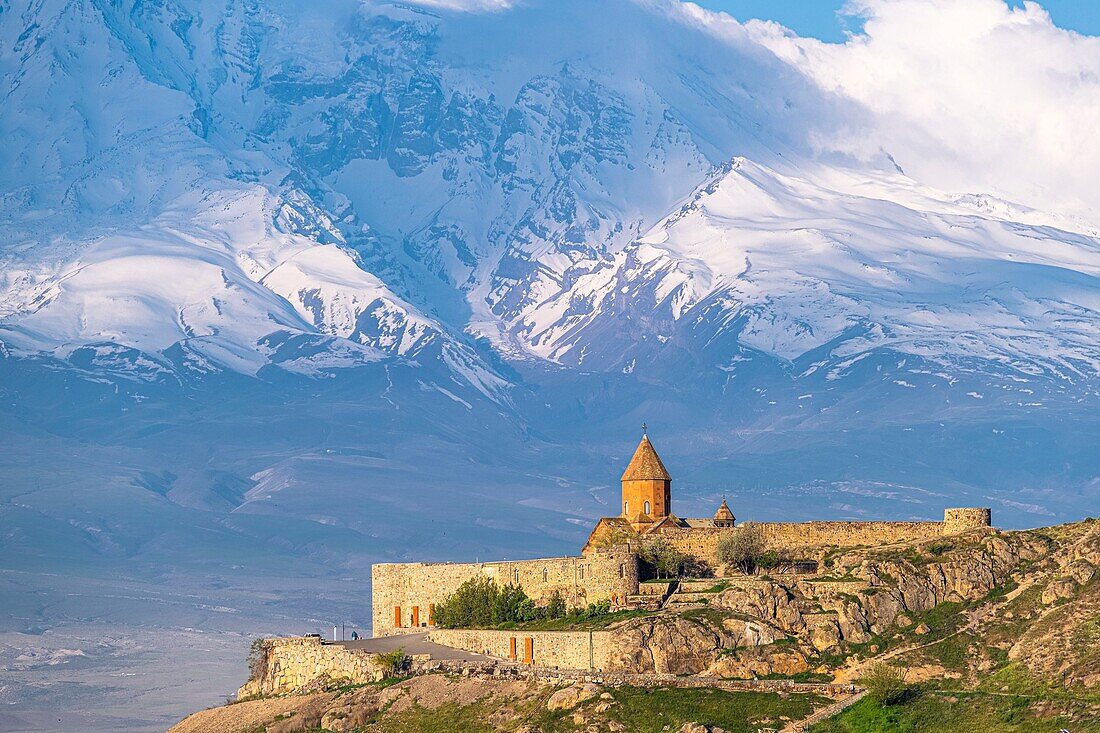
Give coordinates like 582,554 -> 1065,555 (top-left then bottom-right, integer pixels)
365,685 -> 826,733
814,522 -> 1100,731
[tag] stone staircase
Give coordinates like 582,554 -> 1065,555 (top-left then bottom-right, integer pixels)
659,579 -> 727,610
626,580 -> 677,610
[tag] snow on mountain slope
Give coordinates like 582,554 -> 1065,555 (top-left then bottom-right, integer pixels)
0,185 -> 500,387
512,158 -> 1100,381
5,0 -> 1095,393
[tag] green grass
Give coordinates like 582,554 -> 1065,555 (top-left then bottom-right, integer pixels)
334,676 -> 405,695
677,606 -> 742,628
361,685 -> 827,733
605,687 -> 826,733
811,688 -> 1100,733
368,701 -> 497,733
492,608 -> 656,631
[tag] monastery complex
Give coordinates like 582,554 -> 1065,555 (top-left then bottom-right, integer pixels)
371,433 -> 992,635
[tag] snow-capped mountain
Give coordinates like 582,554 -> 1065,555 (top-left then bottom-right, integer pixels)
2,1 -> 1098,727
3,0 -> 1098,531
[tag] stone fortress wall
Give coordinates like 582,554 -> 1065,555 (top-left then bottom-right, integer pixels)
372,508 -> 991,634
943,507 -> 993,535
593,508 -> 992,567
371,546 -> 639,636
238,636 -> 384,698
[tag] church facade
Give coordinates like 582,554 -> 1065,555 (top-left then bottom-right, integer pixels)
370,432 -> 992,636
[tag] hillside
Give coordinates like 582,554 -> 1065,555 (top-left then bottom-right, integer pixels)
169,519 -> 1100,732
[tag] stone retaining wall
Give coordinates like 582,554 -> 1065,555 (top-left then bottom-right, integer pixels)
424,659 -> 855,700
428,628 -> 613,671
238,636 -> 386,697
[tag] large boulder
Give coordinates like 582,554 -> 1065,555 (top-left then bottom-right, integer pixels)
711,582 -> 805,632
547,683 -> 601,711
606,616 -> 727,674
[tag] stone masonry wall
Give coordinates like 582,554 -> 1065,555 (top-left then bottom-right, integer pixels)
654,509 -> 991,569
943,507 -> 993,535
238,636 -> 384,698
427,628 -> 613,671
657,521 -> 942,567
371,547 -> 639,635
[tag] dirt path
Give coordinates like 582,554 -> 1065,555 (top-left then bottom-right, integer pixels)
834,570 -> 1043,684
780,689 -> 868,732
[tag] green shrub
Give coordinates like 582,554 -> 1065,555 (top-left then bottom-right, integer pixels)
373,647 -> 410,677
433,577 -> 499,628
434,578 -> 567,628
861,663 -> 911,706
546,590 -> 566,619
636,537 -> 685,579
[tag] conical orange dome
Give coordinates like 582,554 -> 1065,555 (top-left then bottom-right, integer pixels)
621,435 -> 672,482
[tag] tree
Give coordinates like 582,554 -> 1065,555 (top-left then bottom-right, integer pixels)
546,590 -> 566,619
493,583 -> 529,624
434,577 -> 548,628
716,522 -> 766,574
862,663 -> 910,706
637,536 -> 684,579
247,638 -> 271,681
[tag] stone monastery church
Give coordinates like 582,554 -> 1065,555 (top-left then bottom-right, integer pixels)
371,432 -> 992,635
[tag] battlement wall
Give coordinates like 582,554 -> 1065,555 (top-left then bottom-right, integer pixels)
371,548 -> 639,636
655,508 -> 991,569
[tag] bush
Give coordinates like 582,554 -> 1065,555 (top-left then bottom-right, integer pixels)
247,638 -> 270,681
494,583 -> 529,624
373,648 -> 410,677
861,663 -> 910,706
716,522 -> 766,574
434,578 -> 568,628
433,576 -> 499,628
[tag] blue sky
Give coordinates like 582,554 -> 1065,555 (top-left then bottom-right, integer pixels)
694,0 -> 1099,42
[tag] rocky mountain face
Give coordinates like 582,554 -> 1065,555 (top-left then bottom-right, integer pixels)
599,519 -> 1100,695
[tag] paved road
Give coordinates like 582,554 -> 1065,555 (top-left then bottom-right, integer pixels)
329,632 -> 490,662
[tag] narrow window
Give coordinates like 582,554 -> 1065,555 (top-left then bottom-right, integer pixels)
644,500 -> 651,515
543,568 -> 548,582
624,501 -> 628,514
619,563 -> 625,578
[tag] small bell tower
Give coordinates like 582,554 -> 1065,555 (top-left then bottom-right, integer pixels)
620,425 -> 672,530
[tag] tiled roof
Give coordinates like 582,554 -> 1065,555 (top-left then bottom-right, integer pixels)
621,435 -> 672,481
714,500 -> 735,521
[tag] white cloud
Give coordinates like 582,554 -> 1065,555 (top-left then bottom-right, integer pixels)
737,0 -> 1100,224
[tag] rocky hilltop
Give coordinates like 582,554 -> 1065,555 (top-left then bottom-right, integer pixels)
172,519 -> 1100,732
